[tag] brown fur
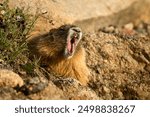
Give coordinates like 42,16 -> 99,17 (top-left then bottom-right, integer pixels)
28,25 -> 89,85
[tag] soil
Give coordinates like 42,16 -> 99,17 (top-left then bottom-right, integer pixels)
84,23 -> 150,99
0,20 -> 150,99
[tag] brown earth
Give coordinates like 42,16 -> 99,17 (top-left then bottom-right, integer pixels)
1,22 -> 150,100
84,25 -> 150,99
0,0 -> 150,100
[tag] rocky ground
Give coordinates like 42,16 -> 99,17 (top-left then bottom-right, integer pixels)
0,20 -> 150,100
0,0 -> 150,100
84,23 -> 150,99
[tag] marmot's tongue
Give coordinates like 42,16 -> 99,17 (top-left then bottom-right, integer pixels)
67,40 -> 75,54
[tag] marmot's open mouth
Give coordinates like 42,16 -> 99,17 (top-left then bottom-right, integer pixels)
65,26 -> 82,58
67,33 -> 78,55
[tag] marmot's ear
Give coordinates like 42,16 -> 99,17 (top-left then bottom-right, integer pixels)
48,28 -> 57,41
49,28 -> 56,33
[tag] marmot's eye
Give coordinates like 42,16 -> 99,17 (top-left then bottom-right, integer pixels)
72,28 -> 81,33
60,28 -> 65,31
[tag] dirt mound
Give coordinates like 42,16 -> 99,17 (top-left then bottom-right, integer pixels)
1,23 -> 150,100
83,25 -> 150,99
0,0 -> 150,100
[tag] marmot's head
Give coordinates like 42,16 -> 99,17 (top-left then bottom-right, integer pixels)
28,25 -> 83,60
51,25 -> 82,59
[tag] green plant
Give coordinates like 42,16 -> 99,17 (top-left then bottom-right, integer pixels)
0,0 -> 38,63
0,0 -> 42,77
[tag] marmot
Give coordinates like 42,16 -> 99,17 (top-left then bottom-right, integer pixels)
28,25 -> 89,85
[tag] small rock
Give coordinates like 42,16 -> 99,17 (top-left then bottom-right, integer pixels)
0,69 -> 24,87
102,26 -> 115,33
124,23 -> 134,30
102,86 -> 110,93
20,77 -> 48,95
28,77 -> 40,84
135,22 -> 147,34
122,23 -> 135,35
28,82 -> 66,100
41,9 -> 48,14
1,10 -> 5,15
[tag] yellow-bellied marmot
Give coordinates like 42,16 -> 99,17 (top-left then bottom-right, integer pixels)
28,25 -> 89,85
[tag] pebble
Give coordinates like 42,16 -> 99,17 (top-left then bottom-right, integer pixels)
124,23 -> 134,30
102,86 -> 110,93
41,9 -> 48,14
1,10 -> 5,15
102,26 -> 115,33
